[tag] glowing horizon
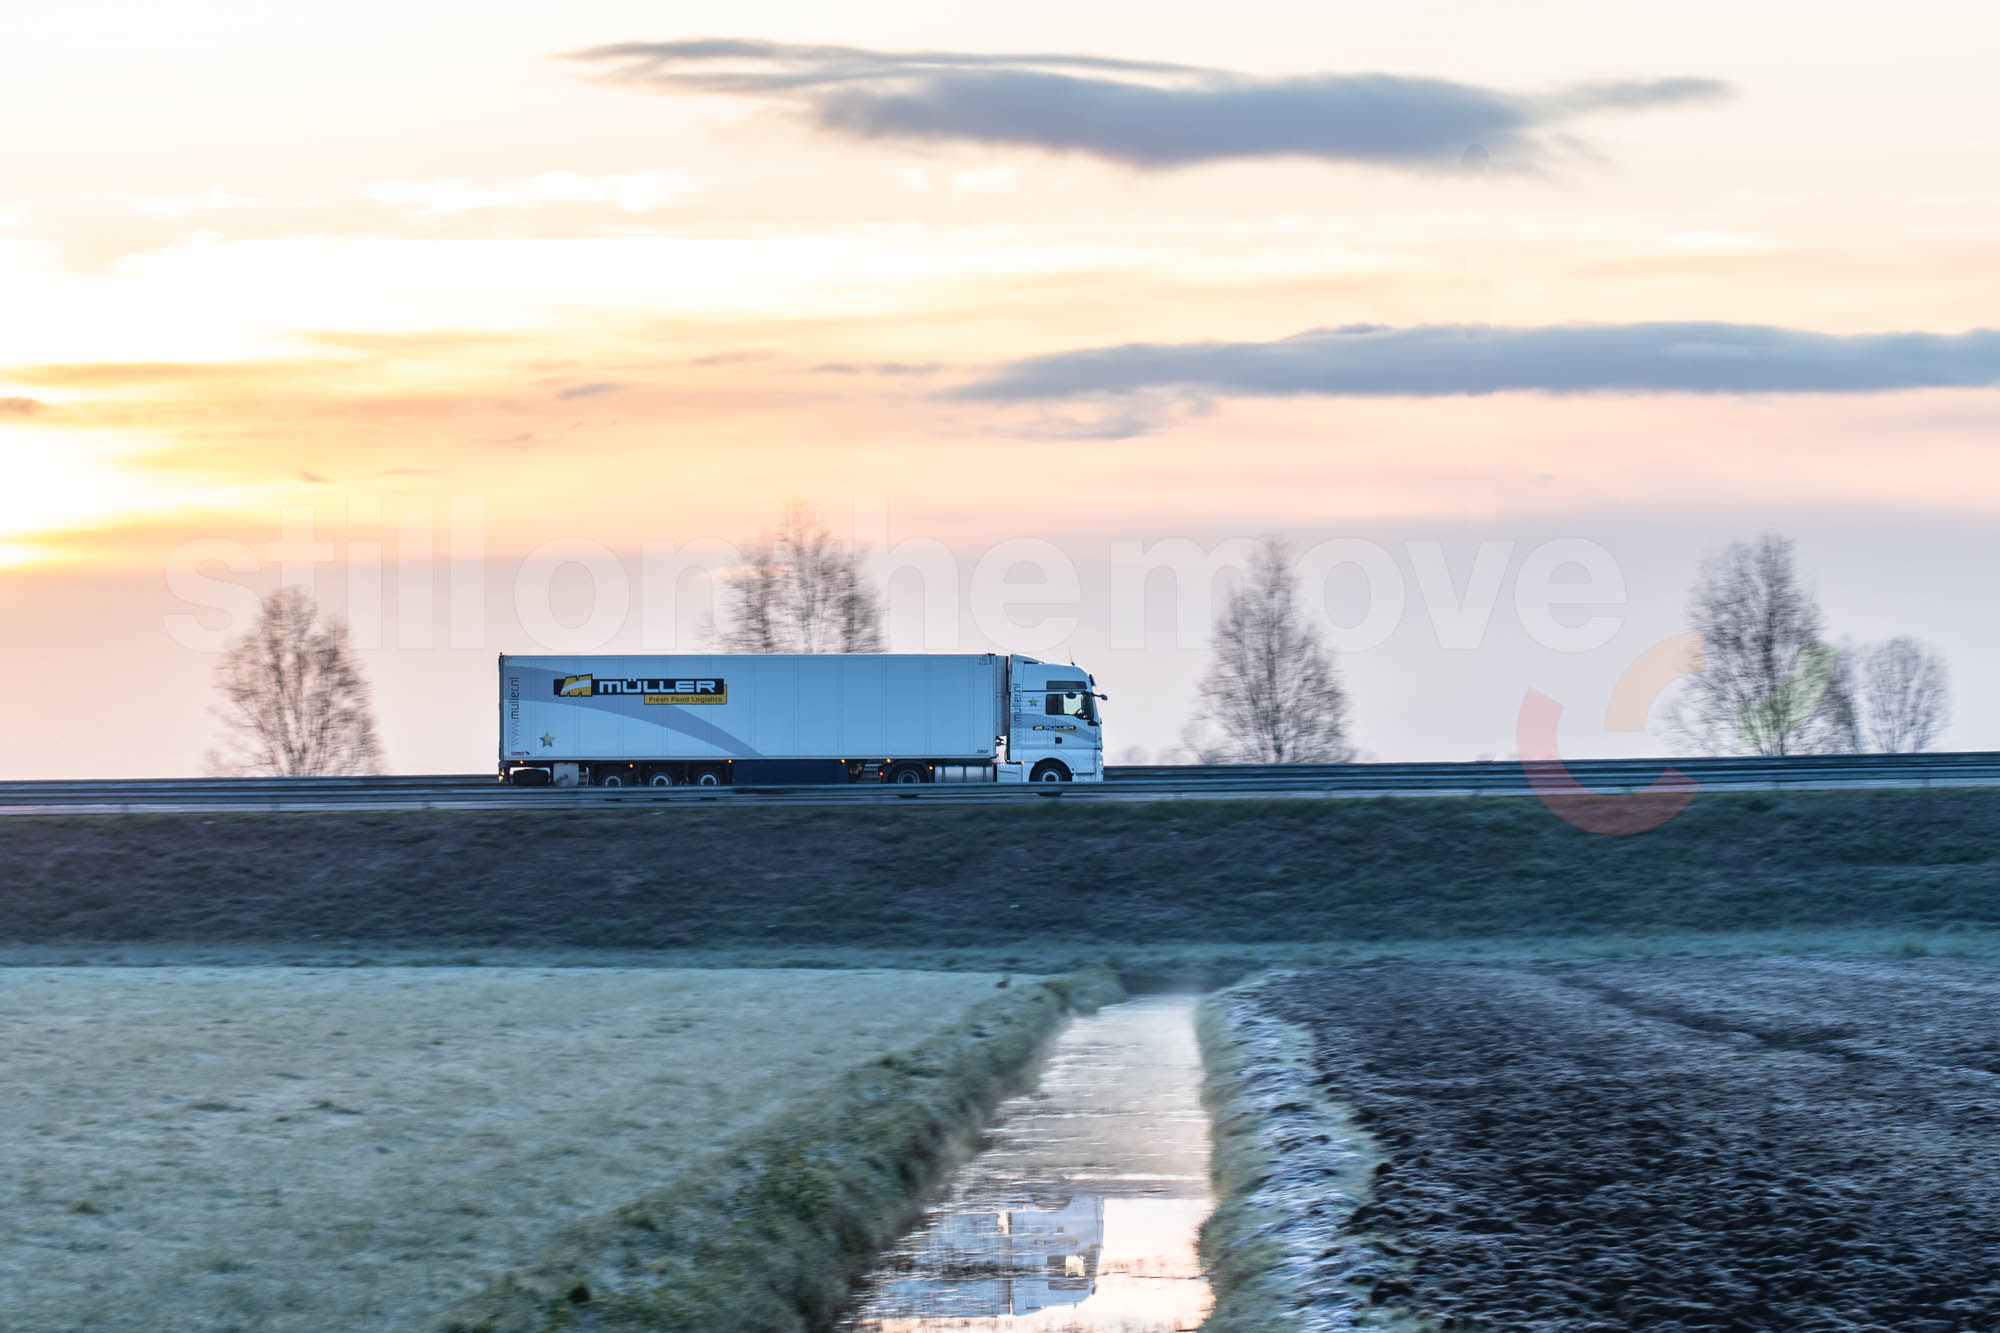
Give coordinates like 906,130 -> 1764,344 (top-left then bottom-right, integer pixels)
3,0 -> 1997,772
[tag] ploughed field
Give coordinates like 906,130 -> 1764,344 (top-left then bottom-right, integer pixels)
0,966 -> 1003,1333
1244,958 -> 2000,1332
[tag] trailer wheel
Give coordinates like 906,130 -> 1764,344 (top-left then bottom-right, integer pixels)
691,766 -> 725,787
600,771 -> 627,788
646,769 -> 675,787
885,762 -> 930,784
1030,760 -> 1071,784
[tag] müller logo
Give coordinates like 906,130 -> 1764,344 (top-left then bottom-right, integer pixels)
553,674 -> 728,705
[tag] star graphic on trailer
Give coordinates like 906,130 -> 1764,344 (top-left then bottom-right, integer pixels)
539,732 -> 555,747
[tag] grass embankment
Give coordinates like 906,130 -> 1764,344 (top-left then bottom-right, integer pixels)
6,789 -> 1998,958
439,969 -> 1123,1333
1197,987 -> 1390,1333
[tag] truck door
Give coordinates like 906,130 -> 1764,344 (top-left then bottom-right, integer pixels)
1013,666 -> 1103,780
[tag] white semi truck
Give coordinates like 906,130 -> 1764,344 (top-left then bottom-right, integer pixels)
498,653 -> 1105,786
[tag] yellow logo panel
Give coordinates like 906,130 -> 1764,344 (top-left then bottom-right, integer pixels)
551,673 -> 726,704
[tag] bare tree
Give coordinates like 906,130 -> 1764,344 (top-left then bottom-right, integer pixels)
721,501 -> 883,652
207,587 -> 382,775
1670,533 -> 1855,756
1184,536 -> 1354,763
1856,636 -> 1951,752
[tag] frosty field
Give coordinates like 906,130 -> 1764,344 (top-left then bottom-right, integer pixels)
0,966 -> 1004,1333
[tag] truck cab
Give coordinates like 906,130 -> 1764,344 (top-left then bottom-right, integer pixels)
1005,656 -> 1104,783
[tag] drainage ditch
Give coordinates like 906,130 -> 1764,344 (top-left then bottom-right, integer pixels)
840,995 -> 1214,1332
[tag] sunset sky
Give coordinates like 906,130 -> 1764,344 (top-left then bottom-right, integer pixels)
4,0 -> 1997,775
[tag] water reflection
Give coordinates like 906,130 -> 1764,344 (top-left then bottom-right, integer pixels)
844,996 -> 1212,1332
877,1194 -> 1102,1319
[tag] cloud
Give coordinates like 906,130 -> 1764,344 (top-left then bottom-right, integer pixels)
956,323 -> 2000,407
810,360 -> 944,377
8,361 -> 288,388
989,392 -> 1215,441
556,381 -> 624,400
361,170 -> 695,217
569,40 -> 1728,171
135,188 -> 261,219
0,397 -> 49,418
687,349 -> 775,367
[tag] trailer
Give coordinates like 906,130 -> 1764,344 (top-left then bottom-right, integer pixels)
498,653 -> 1105,786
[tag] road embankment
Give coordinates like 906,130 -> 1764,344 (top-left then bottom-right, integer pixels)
4,788 -> 1999,954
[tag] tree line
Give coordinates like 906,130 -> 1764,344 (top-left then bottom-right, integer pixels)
1674,533 -> 1949,755
203,501 -> 884,775
1186,531 -> 1951,762
204,511 -> 1950,773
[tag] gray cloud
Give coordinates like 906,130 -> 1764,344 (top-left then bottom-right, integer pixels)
556,381 -> 623,400
0,396 -> 49,418
956,323 -> 2000,405
810,360 -> 945,377
568,40 -> 1728,171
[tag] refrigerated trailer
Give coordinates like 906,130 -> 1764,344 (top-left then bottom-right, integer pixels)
498,653 -> 1105,786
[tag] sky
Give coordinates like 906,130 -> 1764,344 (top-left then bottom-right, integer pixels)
3,0 -> 1997,776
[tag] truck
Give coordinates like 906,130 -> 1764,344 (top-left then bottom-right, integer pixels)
497,652 -> 1105,786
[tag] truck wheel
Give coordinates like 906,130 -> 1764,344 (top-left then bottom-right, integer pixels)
1031,760 -> 1071,784
646,770 -> 675,787
600,771 -> 627,788
691,766 -> 725,787
886,762 -> 930,784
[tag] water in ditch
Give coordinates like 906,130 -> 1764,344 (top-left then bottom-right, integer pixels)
841,995 -> 1213,1333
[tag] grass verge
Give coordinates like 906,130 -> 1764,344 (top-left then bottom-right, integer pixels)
437,968 -> 1123,1333
7,788 -> 1998,952
1197,982 -> 1390,1332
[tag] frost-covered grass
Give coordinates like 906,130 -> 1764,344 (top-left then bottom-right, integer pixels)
0,966 -> 1006,1333
7,788 -> 1999,952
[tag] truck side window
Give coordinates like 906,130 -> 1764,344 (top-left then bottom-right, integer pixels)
1044,679 -> 1092,721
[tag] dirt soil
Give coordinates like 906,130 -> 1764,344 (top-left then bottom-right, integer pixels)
1246,958 -> 2000,1332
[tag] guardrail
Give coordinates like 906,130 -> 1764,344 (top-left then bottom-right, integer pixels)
2,752 -> 1997,812
1116,751 -> 2000,789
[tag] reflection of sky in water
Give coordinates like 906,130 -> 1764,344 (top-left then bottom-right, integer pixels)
877,1195 -> 1102,1319
844,997 -> 1213,1332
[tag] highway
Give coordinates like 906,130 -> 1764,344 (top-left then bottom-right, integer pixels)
3,752 -> 1998,812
